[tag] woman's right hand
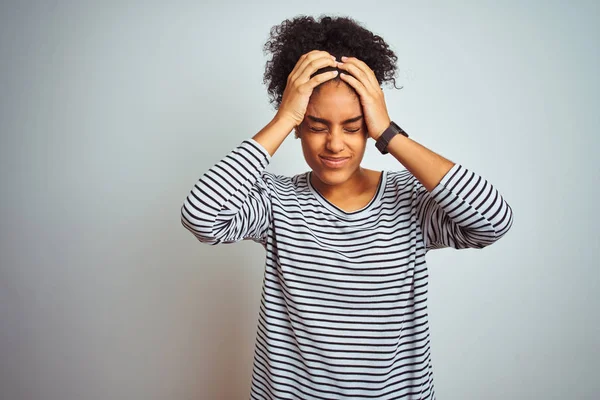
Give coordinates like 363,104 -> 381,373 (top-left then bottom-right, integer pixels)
275,50 -> 340,128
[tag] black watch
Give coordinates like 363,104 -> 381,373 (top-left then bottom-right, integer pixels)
375,121 -> 408,154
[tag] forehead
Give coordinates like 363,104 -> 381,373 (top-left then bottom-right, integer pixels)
306,81 -> 361,121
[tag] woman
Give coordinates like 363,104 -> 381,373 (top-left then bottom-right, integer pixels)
181,15 -> 513,400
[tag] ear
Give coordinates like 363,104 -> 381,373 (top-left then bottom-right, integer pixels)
294,125 -> 300,139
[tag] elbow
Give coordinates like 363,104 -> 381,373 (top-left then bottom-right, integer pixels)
456,214 -> 514,250
473,210 -> 515,249
180,205 -> 220,245
475,200 -> 515,248
490,202 -> 514,244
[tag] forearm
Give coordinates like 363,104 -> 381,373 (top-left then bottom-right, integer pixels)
384,134 -> 456,192
416,162 -> 515,249
181,139 -> 272,244
387,133 -> 515,249
252,115 -> 297,156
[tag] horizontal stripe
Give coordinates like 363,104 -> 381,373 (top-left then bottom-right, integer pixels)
181,138 -> 514,399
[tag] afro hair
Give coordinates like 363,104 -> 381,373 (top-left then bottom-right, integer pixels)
263,15 -> 401,108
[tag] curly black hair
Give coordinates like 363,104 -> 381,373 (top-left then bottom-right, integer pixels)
263,15 -> 401,108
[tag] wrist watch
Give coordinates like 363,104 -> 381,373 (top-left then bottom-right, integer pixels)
375,121 -> 409,154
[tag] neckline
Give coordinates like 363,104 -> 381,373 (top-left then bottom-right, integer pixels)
306,170 -> 387,219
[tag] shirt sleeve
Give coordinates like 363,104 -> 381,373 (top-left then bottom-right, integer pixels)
180,139 -> 272,245
415,163 -> 514,251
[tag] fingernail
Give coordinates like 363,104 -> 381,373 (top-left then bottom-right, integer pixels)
341,56 -> 348,61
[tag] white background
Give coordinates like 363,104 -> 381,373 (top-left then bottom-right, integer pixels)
1,1 -> 598,399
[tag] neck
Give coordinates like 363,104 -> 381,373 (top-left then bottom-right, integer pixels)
310,167 -> 371,200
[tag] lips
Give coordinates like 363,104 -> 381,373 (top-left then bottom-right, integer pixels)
320,156 -> 350,168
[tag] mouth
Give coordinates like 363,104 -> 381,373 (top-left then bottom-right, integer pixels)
319,156 -> 350,168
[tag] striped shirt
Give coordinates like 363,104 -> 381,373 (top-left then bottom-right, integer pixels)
181,139 -> 514,399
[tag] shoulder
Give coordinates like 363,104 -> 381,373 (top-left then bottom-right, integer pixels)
260,170 -> 311,196
382,169 -> 430,207
385,169 -> 421,191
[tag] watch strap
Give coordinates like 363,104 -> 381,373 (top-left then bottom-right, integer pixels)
375,121 -> 408,154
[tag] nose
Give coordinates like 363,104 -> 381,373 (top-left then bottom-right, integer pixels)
326,130 -> 345,153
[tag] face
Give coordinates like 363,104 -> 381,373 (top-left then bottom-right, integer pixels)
298,80 -> 368,189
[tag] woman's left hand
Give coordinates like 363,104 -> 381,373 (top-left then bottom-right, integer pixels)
337,56 -> 391,140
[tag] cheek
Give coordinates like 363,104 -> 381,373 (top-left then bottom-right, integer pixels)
300,139 -> 320,163
300,135 -> 323,153
349,135 -> 368,154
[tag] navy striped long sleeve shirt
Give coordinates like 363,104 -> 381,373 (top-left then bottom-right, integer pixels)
181,139 -> 514,400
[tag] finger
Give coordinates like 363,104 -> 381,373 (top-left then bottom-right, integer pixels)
291,56 -> 336,84
296,56 -> 338,83
290,52 -> 337,84
338,71 -> 370,99
338,57 -> 380,91
304,69 -> 339,91
288,50 -> 330,79
340,57 -> 378,81
288,50 -> 332,80
337,60 -> 378,93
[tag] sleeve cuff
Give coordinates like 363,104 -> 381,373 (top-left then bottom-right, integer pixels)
429,163 -> 462,197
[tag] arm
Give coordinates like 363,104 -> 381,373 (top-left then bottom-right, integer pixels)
413,162 -> 514,250
388,135 -> 513,250
337,56 -> 455,192
386,134 -> 455,192
337,57 -> 514,250
182,50 -> 340,245
180,139 -> 273,245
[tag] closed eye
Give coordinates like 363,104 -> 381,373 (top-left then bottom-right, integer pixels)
308,126 -> 361,133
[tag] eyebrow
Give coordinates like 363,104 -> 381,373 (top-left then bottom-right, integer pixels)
306,115 -> 363,124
